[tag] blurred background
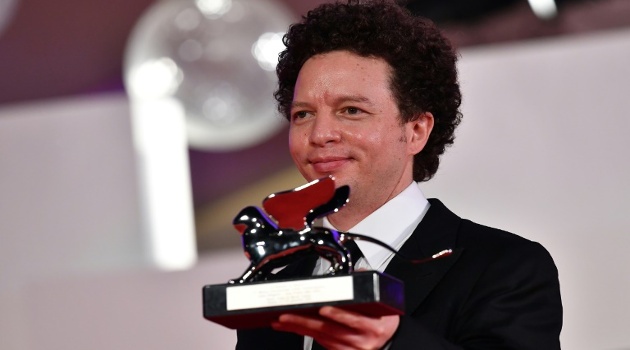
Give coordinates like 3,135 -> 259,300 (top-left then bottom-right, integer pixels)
1,0 -> 629,349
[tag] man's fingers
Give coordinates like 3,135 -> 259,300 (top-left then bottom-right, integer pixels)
271,313 -> 361,348
319,306 -> 387,332
272,313 -> 349,338
271,308 -> 399,350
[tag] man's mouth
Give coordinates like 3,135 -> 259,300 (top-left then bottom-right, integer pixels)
310,157 -> 350,173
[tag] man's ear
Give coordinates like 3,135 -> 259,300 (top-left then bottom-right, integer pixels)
406,112 -> 434,155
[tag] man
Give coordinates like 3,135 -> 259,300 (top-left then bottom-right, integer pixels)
237,1 -> 563,349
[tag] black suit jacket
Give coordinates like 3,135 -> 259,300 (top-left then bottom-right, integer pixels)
236,199 -> 563,349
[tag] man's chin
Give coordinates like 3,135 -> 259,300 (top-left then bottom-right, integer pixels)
300,170 -> 349,188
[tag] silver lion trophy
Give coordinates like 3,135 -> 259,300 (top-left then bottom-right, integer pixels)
202,176 -> 450,329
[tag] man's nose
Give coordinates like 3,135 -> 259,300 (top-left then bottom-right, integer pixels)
308,114 -> 341,146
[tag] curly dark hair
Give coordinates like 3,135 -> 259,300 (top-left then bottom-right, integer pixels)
275,0 -> 462,182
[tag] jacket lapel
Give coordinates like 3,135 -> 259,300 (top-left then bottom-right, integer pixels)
384,199 -> 463,314
258,199 -> 461,341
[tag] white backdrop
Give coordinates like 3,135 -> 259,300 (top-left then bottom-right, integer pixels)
423,29 -> 630,350
0,28 -> 628,349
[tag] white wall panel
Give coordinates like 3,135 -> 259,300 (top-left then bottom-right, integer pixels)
423,29 -> 630,350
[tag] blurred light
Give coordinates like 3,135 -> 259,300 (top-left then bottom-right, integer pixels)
125,0 -> 295,151
252,32 -> 285,71
128,58 -> 183,99
528,0 -> 558,20
178,39 -> 204,62
223,1 -> 245,23
202,95 -> 234,124
174,7 -> 201,31
123,0 -> 296,270
196,0 -> 232,18
204,39 -> 231,62
130,98 -> 197,270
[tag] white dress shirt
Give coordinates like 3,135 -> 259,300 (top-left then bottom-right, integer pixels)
304,182 -> 430,349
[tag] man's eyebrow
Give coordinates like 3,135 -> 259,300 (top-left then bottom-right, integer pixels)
291,95 -> 373,109
333,95 -> 372,105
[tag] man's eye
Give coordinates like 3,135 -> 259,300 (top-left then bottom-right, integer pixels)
344,107 -> 362,115
292,111 -> 308,119
291,110 -> 314,122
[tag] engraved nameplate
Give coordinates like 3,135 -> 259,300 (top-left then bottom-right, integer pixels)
203,271 -> 404,329
226,275 -> 353,311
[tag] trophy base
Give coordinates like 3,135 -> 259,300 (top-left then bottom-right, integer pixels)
203,271 -> 404,329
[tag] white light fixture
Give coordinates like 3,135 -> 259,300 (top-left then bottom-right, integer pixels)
127,58 -> 183,99
126,0 -> 295,151
252,32 -> 286,71
129,98 -> 197,270
123,0 -> 295,270
528,0 -> 558,20
196,0 -> 232,18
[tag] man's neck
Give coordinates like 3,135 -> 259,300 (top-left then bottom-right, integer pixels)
327,182 -> 413,231
326,209 -> 366,232
321,182 -> 429,271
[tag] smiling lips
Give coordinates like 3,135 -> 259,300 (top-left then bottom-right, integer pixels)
310,157 -> 350,173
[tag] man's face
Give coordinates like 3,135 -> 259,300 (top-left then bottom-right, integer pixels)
288,50 -> 427,222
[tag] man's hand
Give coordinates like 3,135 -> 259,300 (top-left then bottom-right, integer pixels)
271,306 -> 400,350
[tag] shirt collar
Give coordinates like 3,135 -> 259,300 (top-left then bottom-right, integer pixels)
323,182 -> 429,270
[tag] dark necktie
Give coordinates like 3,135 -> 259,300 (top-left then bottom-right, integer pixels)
312,340 -> 326,350
312,240 -> 364,350
344,239 -> 364,266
